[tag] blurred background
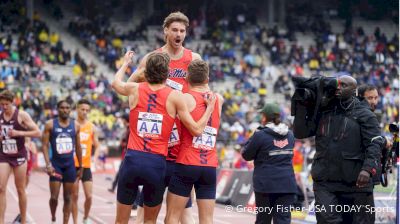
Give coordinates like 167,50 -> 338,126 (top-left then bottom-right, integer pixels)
0,0 -> 398,223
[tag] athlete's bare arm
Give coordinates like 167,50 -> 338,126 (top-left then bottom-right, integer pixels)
111,51 -> 140,96
42,120 -> 54,175
75,121 -> 82,169
127,53 -> 150,83
170,91 -> 216,136
216,93 -> 224,116
9,111 -> 41,138
92,125 -> 100,164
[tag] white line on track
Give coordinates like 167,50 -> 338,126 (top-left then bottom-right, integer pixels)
7,186 -> 36,224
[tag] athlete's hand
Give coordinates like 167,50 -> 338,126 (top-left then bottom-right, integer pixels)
123,50 -> 135,66
8,129 -> 21,138
46,165 -> 55,176
76,167 -> 83,180
356,170 -> 370,188
204,93 -> 216,110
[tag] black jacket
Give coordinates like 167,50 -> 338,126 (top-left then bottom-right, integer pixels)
312,98 -> 384,192
242,125 -> 297,194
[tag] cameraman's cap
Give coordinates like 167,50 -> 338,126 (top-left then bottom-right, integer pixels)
259,103 -> 280,117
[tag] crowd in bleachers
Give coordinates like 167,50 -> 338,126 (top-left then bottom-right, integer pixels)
0,2 -> 128,149
0,1 -> 398,169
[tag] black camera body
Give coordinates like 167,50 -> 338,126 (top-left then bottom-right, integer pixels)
291,76 -> 338,139
380,123 -> 399,187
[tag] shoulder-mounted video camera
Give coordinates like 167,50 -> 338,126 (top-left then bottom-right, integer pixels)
291,76 -> 338,139
380,123 -> 399,187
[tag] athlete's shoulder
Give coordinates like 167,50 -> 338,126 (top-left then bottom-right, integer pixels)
44,119 -> 54,130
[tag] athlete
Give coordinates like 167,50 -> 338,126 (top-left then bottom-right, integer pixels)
72,99 -> 99,224
0,90 -> 41,224
112,51 -> 216,224
165,60 -> 224,224
42,100 -> 82,224
129,11 -> 198,224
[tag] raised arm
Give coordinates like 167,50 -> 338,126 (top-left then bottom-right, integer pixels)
127,53 -> 149,83
172,91 -> 216,136
111,51 -> 139,96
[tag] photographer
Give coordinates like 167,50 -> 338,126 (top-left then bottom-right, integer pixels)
358,84 -> 394,186
292,75 -> 384,223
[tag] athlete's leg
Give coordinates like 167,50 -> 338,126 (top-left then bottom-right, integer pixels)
0,163 -> 12,224
62,182 -> 74,224
134,192 -> 144,224
197,199 -> 215,224
180,199 -> 195,224
71,178 -> 80,224
13,162 -> 27,224
49,181 -> 62,222
165,192 -> 189,224
82,179 -> 93,220
116,202 -> 132,224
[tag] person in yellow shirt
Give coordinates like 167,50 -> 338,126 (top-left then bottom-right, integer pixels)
72,99 -> 99,224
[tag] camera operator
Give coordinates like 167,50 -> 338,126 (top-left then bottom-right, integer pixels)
293,75 -> 384,223
358,84 -> 393,186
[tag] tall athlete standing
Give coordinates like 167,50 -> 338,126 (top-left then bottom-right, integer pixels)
0,90 -> 41,224
42,100 -> 82,224
112,51 -> 215,224
72,99 -> 99,224
165,60 -> 224,224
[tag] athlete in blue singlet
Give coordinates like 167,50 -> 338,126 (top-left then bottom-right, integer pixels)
42,100 -> 82,224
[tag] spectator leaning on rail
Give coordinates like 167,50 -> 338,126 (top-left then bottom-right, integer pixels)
241,103 -> 297,224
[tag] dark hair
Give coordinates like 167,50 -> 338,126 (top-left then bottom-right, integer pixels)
0,90 -> 14,102
57,100 -> 70,108
163,11 -> 189,28
145,52 -> 170,84
358,84 -> 378,99
188,60 -> 209,86
77,98 -> 91,107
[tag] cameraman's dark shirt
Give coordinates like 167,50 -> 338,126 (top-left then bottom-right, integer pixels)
312,98 -> 383,192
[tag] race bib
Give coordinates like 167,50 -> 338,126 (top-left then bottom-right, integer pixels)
192,126 -> 217,150
56,134 -> 74,154
166,79 -> 183,91
168,123 -> 180,147
1,125 -> 18,154
81,143 -> 87,157
137,112 -> 164,138
2,139 -> 17,154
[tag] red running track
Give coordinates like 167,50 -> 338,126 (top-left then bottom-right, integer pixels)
5,171 -> 257,224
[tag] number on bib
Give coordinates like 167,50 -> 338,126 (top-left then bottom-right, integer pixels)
168,123 -> 180,147
56,135 -> 73,154
2,139 -> 18,154
192,126 -> 217,150
137,112 -> 164,138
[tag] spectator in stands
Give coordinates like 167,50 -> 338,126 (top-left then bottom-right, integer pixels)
242,103 -> 297,224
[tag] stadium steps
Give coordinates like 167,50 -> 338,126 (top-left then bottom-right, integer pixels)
35,3 -> 114,80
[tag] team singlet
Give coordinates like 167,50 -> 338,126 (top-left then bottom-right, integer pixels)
127,82 -> 175,157
0,109 -> 27,158
176,91 -> 220,167
50,119 -> 76,160
74,121 -> 94,168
